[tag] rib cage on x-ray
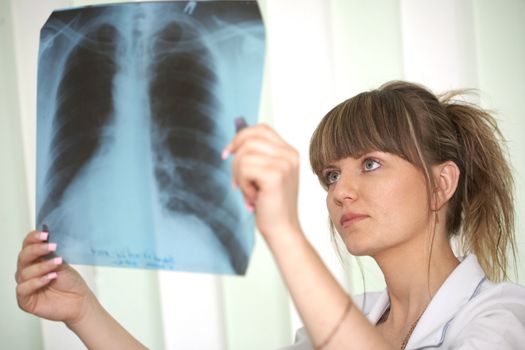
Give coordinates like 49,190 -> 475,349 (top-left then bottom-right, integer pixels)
148,22 -> 246,273
38,24 -> 119,227
36,3 -> 263,274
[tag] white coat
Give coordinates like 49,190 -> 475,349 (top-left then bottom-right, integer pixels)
283,255 -> 525,349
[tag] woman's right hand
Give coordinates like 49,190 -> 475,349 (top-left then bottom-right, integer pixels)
15,230 -> 94,325
223,124 -> 302,242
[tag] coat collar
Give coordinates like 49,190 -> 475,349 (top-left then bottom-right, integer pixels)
363,255 -> 486,349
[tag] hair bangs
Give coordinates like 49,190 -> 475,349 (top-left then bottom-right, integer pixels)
310,91 -> 419,182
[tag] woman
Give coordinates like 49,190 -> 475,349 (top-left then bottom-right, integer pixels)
16,81 -> 525,349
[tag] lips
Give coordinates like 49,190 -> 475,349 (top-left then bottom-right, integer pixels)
339,213 -> 369,227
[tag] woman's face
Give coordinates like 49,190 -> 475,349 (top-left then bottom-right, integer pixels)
324,151 -> 431,257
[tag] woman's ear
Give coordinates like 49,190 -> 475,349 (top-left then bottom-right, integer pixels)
431,161 -> 460,211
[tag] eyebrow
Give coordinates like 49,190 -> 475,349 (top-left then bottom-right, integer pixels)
322,163 -> 339,170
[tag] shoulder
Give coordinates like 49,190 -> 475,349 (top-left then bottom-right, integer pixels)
408,255 -> 525,349
444,280 -> 525,349
461,279 -> 525,316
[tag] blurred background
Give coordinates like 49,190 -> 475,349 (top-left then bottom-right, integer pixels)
1,0 -> 524,349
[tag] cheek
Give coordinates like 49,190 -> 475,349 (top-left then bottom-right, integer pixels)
326,193 -> 337,223
326,192 -> 348,237
375,176 -> 429,231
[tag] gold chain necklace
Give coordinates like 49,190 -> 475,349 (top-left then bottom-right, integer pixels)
379,304 -> 429,350
400,307 -> 426,350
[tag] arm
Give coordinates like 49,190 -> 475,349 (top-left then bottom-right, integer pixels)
16,230 -> 147,350
268,227 -> 389,349
224,124 -> 392,349
66,295 -> 147,350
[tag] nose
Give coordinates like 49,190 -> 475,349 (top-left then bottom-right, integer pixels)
330,174 -> 359,206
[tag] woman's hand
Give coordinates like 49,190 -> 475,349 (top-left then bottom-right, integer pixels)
16,230 -> 148,349
223,124 -> 301,242
15,230 -> 95,326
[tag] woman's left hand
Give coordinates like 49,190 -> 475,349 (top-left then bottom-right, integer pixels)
223,124 -> 301,242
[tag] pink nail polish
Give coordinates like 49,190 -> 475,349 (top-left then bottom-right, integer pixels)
47,272 -> 57,280
48,243 -> 57,252
38,231 -> 49,241
245,203 -> 254,213
221,149 -> 230,160
52,257 -> 63,265
231,180 -> 238,190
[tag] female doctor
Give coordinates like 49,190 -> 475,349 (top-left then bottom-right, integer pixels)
15,81 -> 525,349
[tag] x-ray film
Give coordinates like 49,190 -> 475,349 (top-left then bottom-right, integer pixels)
36,1 -> 265,275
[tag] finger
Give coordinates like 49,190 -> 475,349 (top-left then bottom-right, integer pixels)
17,242 -> 57,272
16,272 -> 58,301
231,142 -> 297,187
241,184 -> 258,210
235,156 -> 291,197
22,230 -> 49,249
233,136 -> 292,164
17,256 -> 63,284
231,153 -> 264,202
223,124 -> 287,157
231,131 -> 297,167
234,125 -> 288,151
231,147 -> 273,190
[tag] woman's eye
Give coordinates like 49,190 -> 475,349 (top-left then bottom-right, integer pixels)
324,170 -> 341,185
363,158 -> 380,172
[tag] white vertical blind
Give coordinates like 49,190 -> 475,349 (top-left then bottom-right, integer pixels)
472,0 -> 525,283
400,0 -> 479,91
328,0 -> 405,295
159,272 -> 226,349
259,0 -> 346,336
0,0 -> 42,348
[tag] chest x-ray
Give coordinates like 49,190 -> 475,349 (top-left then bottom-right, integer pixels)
36,1 -> 265,275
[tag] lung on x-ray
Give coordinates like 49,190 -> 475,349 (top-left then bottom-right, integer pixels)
35,1 -> 265,275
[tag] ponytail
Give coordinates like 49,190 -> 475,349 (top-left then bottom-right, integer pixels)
441,92 -> 516,282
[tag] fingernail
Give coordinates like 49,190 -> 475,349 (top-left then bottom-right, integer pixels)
221,149 -> 230,160
48,243 -> 57,252
46,272 -> 57,280
52,257 -> 63,265
235,116 -> 248,132
37,231 -> 49,241
231,179 -> 238,190
245,202 -> 254,213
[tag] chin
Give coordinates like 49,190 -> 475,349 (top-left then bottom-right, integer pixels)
345,246 -> 377,257
341,236 -> 378,257
334,225 -> 382,256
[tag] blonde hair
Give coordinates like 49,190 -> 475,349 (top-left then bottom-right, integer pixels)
309,81 -> 517,282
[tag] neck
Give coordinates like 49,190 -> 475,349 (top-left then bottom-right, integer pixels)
373,223 -> 459,327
